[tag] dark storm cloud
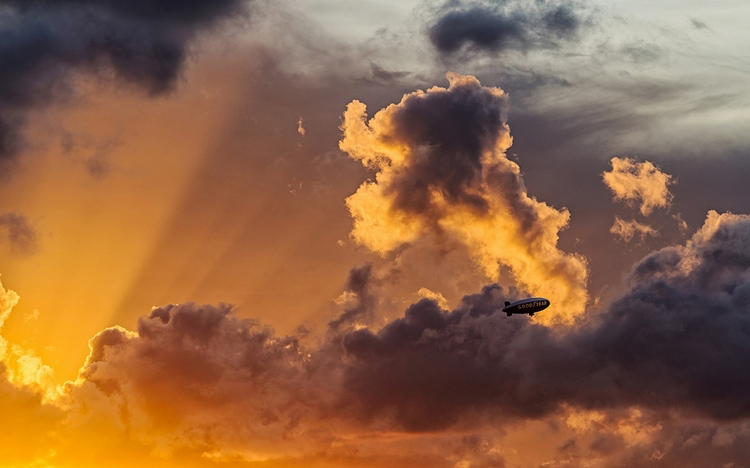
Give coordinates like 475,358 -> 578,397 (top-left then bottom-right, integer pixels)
589,211 -> 750,419
336,211 -> 750,429
5,0 -> 247,23
364,62 -> 411,86
0,212 -> 37,253
0,0 -> 249,161
69,211 -> 750,436
339,284 -> 534,431
429,1 -> 583,56
383,76 -> 508,215
328,264 -> 377,330
74,302 -> 340,454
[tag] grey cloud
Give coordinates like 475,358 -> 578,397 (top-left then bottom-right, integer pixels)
338,284 -> 537,431
328,264 -> 377,331
621,42 -> 663,64
0,212 -> 37,253
0,0 -> 250,162
382,76 -> 508,215
689,17 -> 709,30
72,211 -> 750,437
340,75 -> 589,322
337,211 -> 750,429
75,302 -> 339,455
5,0 -> 247,23
366,62 -> 411,86
609,420 -> 750,468
429,1 -> 583,56
589,212 -> 750,419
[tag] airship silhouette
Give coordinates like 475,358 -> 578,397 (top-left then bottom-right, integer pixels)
502,297 -> 550,317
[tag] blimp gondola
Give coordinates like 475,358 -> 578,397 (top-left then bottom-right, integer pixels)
502,297 -> 550,316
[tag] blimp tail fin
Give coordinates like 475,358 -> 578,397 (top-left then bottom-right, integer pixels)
504,301 -> 510,307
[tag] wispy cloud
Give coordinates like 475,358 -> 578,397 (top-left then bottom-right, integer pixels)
0,212 -> 37,254
610,216 -> 658,243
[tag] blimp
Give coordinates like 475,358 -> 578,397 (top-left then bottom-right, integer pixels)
502,297 -> 550,316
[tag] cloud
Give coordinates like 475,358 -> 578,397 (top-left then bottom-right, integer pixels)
690,17 -> 710,30
65,294 -> 515,465
428,0 -> 584,56
602,418 -> 750,468
338,210 -> 750,429
0,277 -> 57,402
610,216 -> 657,243
329,264 -> 378,330
0,364 -> 61,463
591,211 -> 750,417
603,157 -> 674,215
0,212 -> 37,253
339,284 -> 541,431
340,73 -> 589,323
2,9 -> 750,466
68,302 -> 338,459
6,209 -> 750,463
0,279 -> 62,463
0,0 -> 251,162
0,275 -> 18,332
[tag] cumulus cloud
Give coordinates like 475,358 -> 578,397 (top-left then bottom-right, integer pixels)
0,0 -> 251,161
6,209 -> 750,464
428,0 -> 584,56
340,73 -> 589,323
592,211 -> 750,416
0,365 -> 61,463
603,157 -> 674,215
532,407 -> 750,468
0,278 -> 61,463
339,284 -> 541,430
68,302 -> 339,459
100,204 -> 732,438
94,210 -> 750,451
0,212 -> 37,253
610,216 -> 657,242
0,276 -> 17,332
336,210 -> 750,429
0,278 -> 57,402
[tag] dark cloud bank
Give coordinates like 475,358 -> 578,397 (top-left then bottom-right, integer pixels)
80,211 -> 750,435
344,215 -> 750,430
0,0 -> 250,161
429,0 -> 584,56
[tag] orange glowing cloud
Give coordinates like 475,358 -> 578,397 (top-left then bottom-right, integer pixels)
340,73 -> 588,322
0,278 -> 62,464
602,157 -> 674,216
0,278 -> 57,400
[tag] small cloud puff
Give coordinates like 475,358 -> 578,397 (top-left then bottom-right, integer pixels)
602,157 -> 674,216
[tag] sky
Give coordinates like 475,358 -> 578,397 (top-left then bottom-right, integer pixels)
1,0 -> 750,466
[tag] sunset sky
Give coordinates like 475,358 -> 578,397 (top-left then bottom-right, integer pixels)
2,0 -> 750,466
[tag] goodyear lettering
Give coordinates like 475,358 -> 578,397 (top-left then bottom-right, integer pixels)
517,301 -> 547,309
